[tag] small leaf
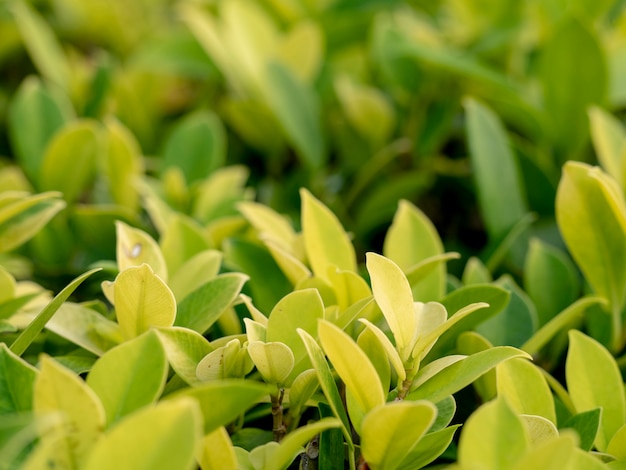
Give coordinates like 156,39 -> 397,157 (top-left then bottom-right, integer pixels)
457,398 -> 529,470
87,331 -> 168,426
161,110 -> 226,184
398,425 -> 460,469
265,418 -> 341,470
383,199 -> 445,301
238,201 -> 298,254
301,189 -> 356,282
83,398 -> 201,470
366,252 -> 416,362
115,221 -> 168,281
562,408 -> 602,452
35,356 -> 106,467
521,415 -> 559,446
160,213 -> 210,276
0,343 -> 38,414
168,250 -> 223,302
196,339 -> 253,382
168,380 -> 273,434
318,320 -> 385,420
10,268 -> 101,356
288,369 -> 319,418
0,191 -> 66,253
174,273 -> 248,334
154,326 -> 213,385
408,347 -> 531,403
589,106 -> 626,189
361,401 -> 437,470
607,423 -> 626,460
112,264 -> 176,341
358,318 -> 406,384
247,341 -> 294,385
566,330 -> 626,451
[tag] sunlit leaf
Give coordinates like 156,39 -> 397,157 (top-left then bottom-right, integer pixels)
0,343 -> 38,414
87,331 -> 168,426
247,341 -> 294,386
115,221 -> 168,281
197,427 -> 237,470
154,326 -> 213,386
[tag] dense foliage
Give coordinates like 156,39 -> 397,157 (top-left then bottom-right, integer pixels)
2,0 -> 626,469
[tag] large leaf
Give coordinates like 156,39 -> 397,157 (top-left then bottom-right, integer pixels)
34,356 -> 105,468
0,343 -> 38,415
360,401 -> 437,470
464,97 -> 527,241
556,161 -> 626,349
83,398 -> 201,470
87,331 -> 168,426
10,268 -> 101,356
0,191 -> 66,253
408,346 -> 531,403
167,380 -> 272,434
174,273 -> 248,334
540,16 -> 607,158
566,330 -> 626,451
111,264 -> 176,340
383,200 -> 445,301
301,189 -> 356,282
197,427 -> 238,470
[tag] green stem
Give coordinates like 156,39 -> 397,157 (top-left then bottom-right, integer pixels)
271,388 -> 286,442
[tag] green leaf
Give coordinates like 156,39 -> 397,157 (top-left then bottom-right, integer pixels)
265,418 -> 341,470
335,76 -> 395,148
366,252 -> 416,362
457,332 -> 497,402
457,398 -> 529,470
174,273 -> 248,334
361,401 -> 437,470
111,264 -> 176,341
0,343 -> 38,414
497,358 -> 556,424
318,320 -> 385,425
398,425 -> 460,469
34,356 -> 106,467
513,432 -> 578,470
8,76 -> 72,182
87,331 -> 168,426
607,423 -> 626,460
562,408 -> 602,452
266,289 -> 323,382
0,191 -> 66,253
168,380 -> 273,434
540,17 -> 607,158
247,341 -> 294,385
83,398 -> 201,470
383,199 -> 445,302
297,328 -> 354,455
301,189 -> 356,282
566,330 -> 626,451
39,120 -> 99,203
196,338 -> 253,382
427,284 -> 510,359
197,427 -> 238,470
408,347 -> 531,403
358,318 -> 406,383
101,118 -> 143,213
160,214 -> 210,276
464,97 -> 527,241
462,257 -> 492,285
161,110 -> 226,184
357,326 -> 392,392
557,162 -> 626,307
263,62 -> 325,168
524,239 -> 581,326
154,326 -> 213,386
238,201 -> 298,254
10,268 -> 101,356
589,106 -> 626,189
168,250 -> 222,302
288,369 -> 319,419
115,221 -> 168,282
11,2 -> 70,89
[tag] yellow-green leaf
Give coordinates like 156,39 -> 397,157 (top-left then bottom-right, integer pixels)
361,401 -> 437,470
197,427 -> 238,470
83,398 -> 201,470
154,326 -> 213,386
116,221 -> 168,281
112,264 -> 176,340
34,356 -> 105,467
247,341 -> 294,386
301,188 -> 356,281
